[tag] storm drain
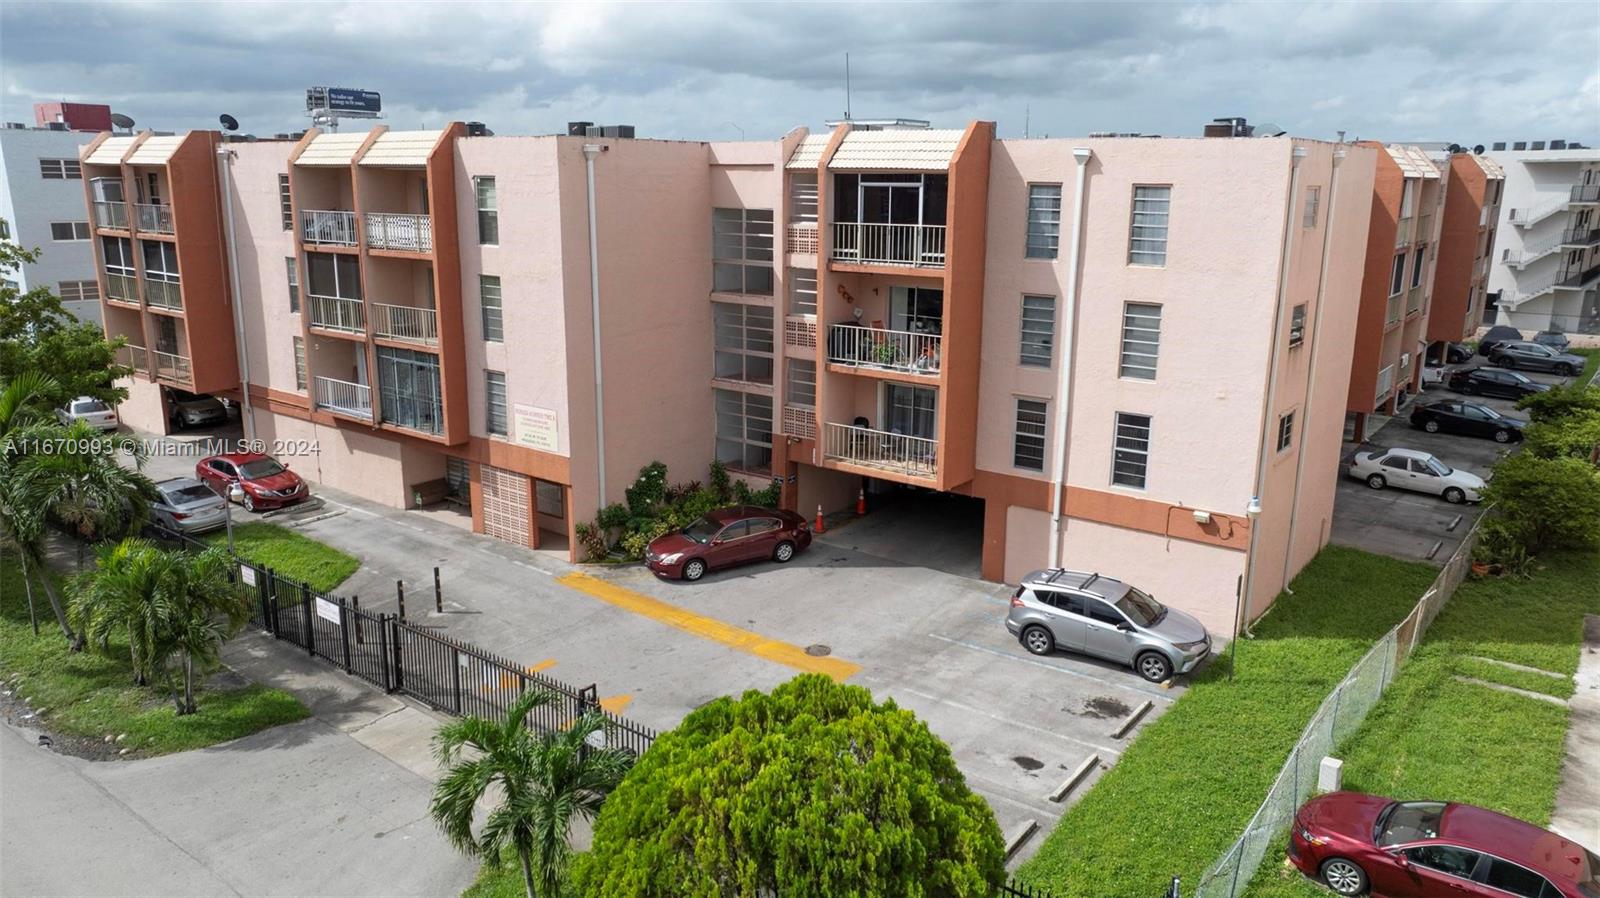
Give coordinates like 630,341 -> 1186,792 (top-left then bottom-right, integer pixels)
805,644 -> 832,657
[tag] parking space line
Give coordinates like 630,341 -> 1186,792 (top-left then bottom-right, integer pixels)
556,572 -> 862,682
925,634 -> 1175,703
893,686 -> 1124,757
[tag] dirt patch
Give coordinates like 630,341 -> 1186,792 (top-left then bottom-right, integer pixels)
1071,696 -> 1132,719
0,685 -> 131,762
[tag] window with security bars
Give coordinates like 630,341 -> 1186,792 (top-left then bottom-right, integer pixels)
788,268 -> 817,316
712,301 -> 774,384
50,221 -> 91,241
39,159 -> 81,179
286,257 -> 299,313
1289,303 -> 1307,348
377,347 -> 442,435
1020,295 -> 1055,367
1129,186 -> 1171,265
292,337 -> 306,390
1014,399 -> 1047,471
278,174 -> 292,230
1277,411 -> 1295,452
788,174 -> 818,223
1112,412 -> 1152,489
714,389 -> 773,473
786,359 -> 815,407
475,177 -> 499,245
1303,186 -> 1321,228
485,370 -> 508,436
712,208 -> 774,294
480,275 -> 503,341
535,480 -> 564,517
57,280 -> 99,303
1026,184 -> 1062,259
1119,303 -> 1161,379
445,456 -> 471,502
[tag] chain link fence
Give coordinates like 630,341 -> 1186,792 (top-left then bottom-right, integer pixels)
1191,520 -> 1482,898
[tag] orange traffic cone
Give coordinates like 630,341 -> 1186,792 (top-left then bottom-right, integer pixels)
814,504 -> 826,534
856,488 -> 866,516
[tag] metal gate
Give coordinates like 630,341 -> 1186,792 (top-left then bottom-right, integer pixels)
479,463 -> 530,545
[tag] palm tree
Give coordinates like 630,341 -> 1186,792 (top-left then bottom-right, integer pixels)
0,371 -> 75,641
431,691 -> 636,898
152,546 -> 248,715
69,539 -> 171,686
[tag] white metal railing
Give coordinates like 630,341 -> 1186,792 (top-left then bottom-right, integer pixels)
1508,268 -> 1560,307
104,271 -> 138,303
1416,213 -> 1433,243
786,223 -> 819,255
1503,229 -> 1566,267
1385,293 -> 1403,326
134,203 -> 174,234
143,278 -> 183,311
365,213 -> 433,253
822,422 -> 938,478
1406,286 -> 1423,315
1571,184 -> 1600,203
314,376 -> 372,421
831,222 -> 946,268
152,351 -> 191,385
782,405 -> 817,441
300,209 -> 358,246
1375,364 -> 1395,402
370,303 -> 437,343
1394,216 -> 1414,248
827,324 -> 941,375
93,201 -> 129,230
307,294 -> 364,333
115,343 -> 148,373
1509,196 -> 1569,227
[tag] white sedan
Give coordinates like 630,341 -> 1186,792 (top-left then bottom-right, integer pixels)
55,396 -> 119,431
1347,447 -> 1485,504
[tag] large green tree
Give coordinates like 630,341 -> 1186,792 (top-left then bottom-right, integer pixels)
576,674 -> 1006,898
1482,452 -> 1600,553
0,230 -> 129,409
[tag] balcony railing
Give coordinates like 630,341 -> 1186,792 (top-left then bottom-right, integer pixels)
307,294 -> 365,333
822,422 -> 938,479
827,324 -> 941,376
1375,364 -> 1395,403
1406,285 -> 1424,315
1557,262 -> 1600,291
1503,230 -> 1565,267
143,278 -> 183,311
315,376 -> 373,421
1561,226 -> 1600,247
1385,293 -> 1403,327
152,351 -> 192,386
300,210 -> 358,247
365,213 -> 433,253
1416,214 -> 1433,243
370,303 -> 437,344
786,222 -> 819,255
93,201 -> 129,230
134,203 -> 174,235
830,222 -> 946,268
1509,196 -> 1568,227
1571,184 -> 1600,204
1394,216 -> 1414,248
115,343 -> 148,374
104,271 -> 138,303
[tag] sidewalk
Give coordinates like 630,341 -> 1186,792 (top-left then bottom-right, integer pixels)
1550,614 -> 1600,849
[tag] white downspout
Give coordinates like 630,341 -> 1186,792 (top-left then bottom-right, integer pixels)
1047,148 -> 1094,569
1281,147 -> 1346,591
582,144 -> 606,508
216,144 -> 256,442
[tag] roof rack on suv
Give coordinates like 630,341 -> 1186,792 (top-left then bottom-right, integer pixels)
1042,568 -> 1097,587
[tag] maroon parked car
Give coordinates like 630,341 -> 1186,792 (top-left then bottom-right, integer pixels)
195,452 -> 309,513
1289,792 -> 1599,898
644,505 -> 811,581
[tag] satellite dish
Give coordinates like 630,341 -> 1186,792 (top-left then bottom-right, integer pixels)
219,114 -> 239,132
1473,144 -> 1485,155
1448,143 -> 1464,154
109,113 -> 135,131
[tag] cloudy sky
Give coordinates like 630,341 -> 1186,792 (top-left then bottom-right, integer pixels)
3,1 -> 1596,145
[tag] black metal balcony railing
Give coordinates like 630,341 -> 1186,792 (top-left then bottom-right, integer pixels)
1557,261 -> 1600,290
1570,184 -> 1600,204
1560,227 -> 1600,247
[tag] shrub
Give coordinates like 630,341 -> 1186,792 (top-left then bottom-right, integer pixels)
677,487 -> 721,523
625,461 -> 668,516
663,479 -> 701,505
1515,384 -> 1600,424
596,503 -> 631,531
574,523 -> 608,562
708,460 -> 731,501
1482,453 -> 1600,554
1523,408 -> 1600,463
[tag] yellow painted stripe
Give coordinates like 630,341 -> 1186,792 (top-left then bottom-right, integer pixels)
526,659 -> 557,673
597,694 -> 634,714
556,572 -> 861,681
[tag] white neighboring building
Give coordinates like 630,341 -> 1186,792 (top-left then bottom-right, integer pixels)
0,124 -> 104,323
1487,139 -> 1600,337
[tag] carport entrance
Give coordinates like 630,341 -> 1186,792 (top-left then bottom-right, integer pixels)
817,481 -> 984,579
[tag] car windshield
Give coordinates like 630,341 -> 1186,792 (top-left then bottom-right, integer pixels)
74,400 -> 110,413
1375,801 -> 1446,846
238,459 -> 284,479
682,517 -> 721,545
1579,850 -> 1600,898
164,485 -> 218,504
1427,458 -> 1452,476
1116,587 -> 1166,627
1473,405 -> 1501,419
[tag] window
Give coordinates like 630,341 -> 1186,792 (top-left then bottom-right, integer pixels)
1480,858 -> 1552,898
1390,253 -> 1406,296
535,481 -> 564,517
285,257 -> 299,313
1014,399 -> 1047,471
714,389 -> 773,473
1411,249 -> 1425,289
788,173 -> 818,223
485,370 -> 508,436
712,301 -> 775,384
1025,184 -> 1062,259
1038,590 -> 1085,616
1400,180 -> 1416,219
100,235 -> 135,272
1020,295 -> 1056,367
278,174 -> 292,230
39,159 -> 81,179
1276,411 -> 1295,452
306,253 -> 361,299
142,241 -> 180,281
480,275 -> 503,341
1128,186 -> 1171,265
0,219 -> 9,239
1402,846 -> 1480,880
1289,303 -> 1307,347
1084,600 -> 1125,626
292,337 -> 306,390
474,176 -> 498,245
788,268 -> 817,316
57,280 -> 99,303
786,359 -> 815,407
712,208 -> 774,295
50,221 -> 91,241
377,347 -> 442,434
1303,185 -> 1321,228
1119,302 -> 1162,379
1112,412 -> 1151,488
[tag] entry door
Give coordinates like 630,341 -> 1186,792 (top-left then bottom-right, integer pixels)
890,287 -> 944,334
859,183 -> 921,225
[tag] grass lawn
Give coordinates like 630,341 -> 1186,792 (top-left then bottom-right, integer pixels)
1014,546 -> 1439,898
1574,347 -> 1599,387
1245,547 -> 1600,898
206,522 -> 359,593
460,848 -> 581,898
0,555 -> 309,755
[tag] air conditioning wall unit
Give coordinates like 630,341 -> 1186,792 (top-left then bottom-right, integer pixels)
1400,352 -> 1411,369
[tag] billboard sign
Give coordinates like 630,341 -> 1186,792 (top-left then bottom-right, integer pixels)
306,87 -> 382,117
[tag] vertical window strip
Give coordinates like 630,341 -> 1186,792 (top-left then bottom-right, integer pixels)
1019,295 -> 1056,367
475,177 -> 499,245
292,337 -> 306,390
1119,303 -> 1162,379
485,370 -> 508,435
1013,399 -> 1047,471
1112,412 -> 1151,488
1026,185 -> 1062,259
1128,186 -> 1171,265
480,275 -> 504,341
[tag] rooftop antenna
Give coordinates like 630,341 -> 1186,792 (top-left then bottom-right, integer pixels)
844,53 -> 852,121
1025,103 -> 1031,139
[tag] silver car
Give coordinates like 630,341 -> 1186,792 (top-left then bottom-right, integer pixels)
56,396 -> 118,431
150,477 -> 229,534
1346,447 -> 1485,504
1005,569 -> 1211,682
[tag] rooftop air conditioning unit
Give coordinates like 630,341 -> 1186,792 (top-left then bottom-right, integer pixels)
567,121 -> 593,137
46,122 -> 67,131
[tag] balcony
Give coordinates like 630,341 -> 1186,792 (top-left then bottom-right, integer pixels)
1375,364 -> 1395,404
134,204 -> 174,235
1406,286 -> 1424,316
307,294 -> 365,334
93,201 -> 129,230
786,222 -> 819,255
822,422 -> 938,480
370,303 -> 437,344
826,324 -> 941,376
315,376 -> 373,421
301,210 -> 358,247
104,271 -> 139,304
115,343 -> 148,374
365,213 -> 433,253
1416,214 -> 1432,243
1385,293 -> 1403,327
143,278 -> 183,311
1571,184 -> 1600,204
152,351 -> 192,386
1509,196 -> 1568,227
1394,216 -> 1414,248
1503,231 -> 1565,268
831,222 -> 946,269
1556,261 -> 1600,291
1561,227 -> 1600,248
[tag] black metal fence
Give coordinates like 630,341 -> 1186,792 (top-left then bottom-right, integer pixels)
997,874 -> 1178,897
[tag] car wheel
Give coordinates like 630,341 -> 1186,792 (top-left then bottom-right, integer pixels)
1365,473 -> 1386,490
682,558 -> 706,582
1423,419 -> 1440,433
1320,858 -> 1369,897
1557,364 -> 1576,376
1136,651 -> 1173,683
773,541 -> 796,563
1021,625 -> 1055,656
1461,383 -> 1478,395
1494,429 -> 1512,443
242,493 -> 257,513
1443,487 -> 1466,505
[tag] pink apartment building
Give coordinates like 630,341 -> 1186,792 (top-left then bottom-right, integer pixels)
83,121 -> 1376,632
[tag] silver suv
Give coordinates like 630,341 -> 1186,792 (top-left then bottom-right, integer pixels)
1005,569 -> 1212,682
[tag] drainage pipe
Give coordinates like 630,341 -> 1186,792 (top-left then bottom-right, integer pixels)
582,144 -> 606,509
216,143 -> 256,442
1047,148 -> 1094,569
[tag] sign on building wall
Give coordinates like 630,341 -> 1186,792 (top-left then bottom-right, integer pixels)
513,404 -> 559,453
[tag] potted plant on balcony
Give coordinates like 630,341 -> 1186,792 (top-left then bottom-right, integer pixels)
872,339 -> 898,367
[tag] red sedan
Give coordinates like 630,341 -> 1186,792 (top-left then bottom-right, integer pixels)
644,505 -> 811,581
1289,792 -> 1599,898
195,452 -> 309,513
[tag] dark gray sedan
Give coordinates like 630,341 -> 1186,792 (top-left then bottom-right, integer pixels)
1488,341 -> 1586,376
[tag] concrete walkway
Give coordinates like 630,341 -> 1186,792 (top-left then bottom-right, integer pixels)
1550,614 -> 1600,850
